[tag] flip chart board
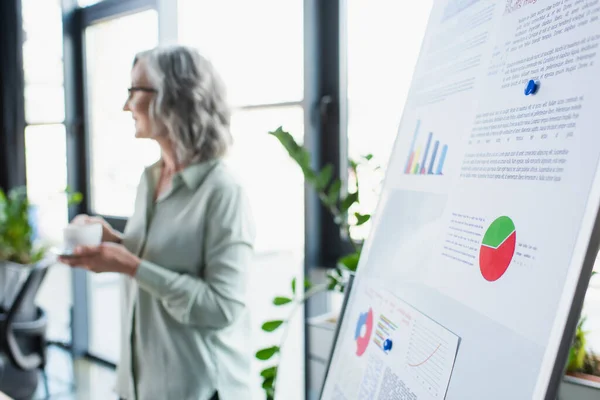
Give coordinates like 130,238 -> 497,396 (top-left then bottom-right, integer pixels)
322,0 -> 600,399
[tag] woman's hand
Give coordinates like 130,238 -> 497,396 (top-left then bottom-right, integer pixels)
59,243 -> 141,276
71,214 -> 122,243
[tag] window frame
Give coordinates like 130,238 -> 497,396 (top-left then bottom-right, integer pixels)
0,0 -> 27,191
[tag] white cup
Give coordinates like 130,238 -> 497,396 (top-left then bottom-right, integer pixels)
63,223 -> 102,252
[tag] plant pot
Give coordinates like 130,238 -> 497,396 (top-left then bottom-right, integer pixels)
560,374 -> 600,399
0,261 -> 34,320
567,372 -> 600,384
307,313 -> 339,399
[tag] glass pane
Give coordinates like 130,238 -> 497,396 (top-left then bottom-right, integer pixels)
584,259 -> 600,352
23,44 -> 63,86
88,272 -> 121,363
22,0 -> 65,124
24,124 -> 72,342
24,85 -> 65,124
25,125 -> 69,245
21,0 -> 63,61
78,0 -> 103,6
86,10 -> 160,217
346,1 -> 433,240
178,0 -> 303,106
584,287 -> 600,353
85,10 -> 158,362
226,106 -> 304,253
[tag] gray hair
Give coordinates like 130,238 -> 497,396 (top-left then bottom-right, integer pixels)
134,45 -> 232,164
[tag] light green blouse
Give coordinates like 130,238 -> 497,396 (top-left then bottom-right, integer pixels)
115,159 -> 256,400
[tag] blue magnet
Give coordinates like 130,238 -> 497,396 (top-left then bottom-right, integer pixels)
383,338 -> 393,353
524,79 -> 539,96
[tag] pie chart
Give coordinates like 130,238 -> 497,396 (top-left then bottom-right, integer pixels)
354,308 -> 374,356
479,216 -> 516,282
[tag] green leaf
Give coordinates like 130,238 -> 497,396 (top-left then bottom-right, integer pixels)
328,275 -> 339,291
326,180 -> 342,207
265,387 -> 275,400
67,192 -> 83,206
304,279 -> 313,291
340,192 -> 359,213
256,346 -> 280,360
269,127 -> 316,182
298,150 -> 315,180
316,164 -> 333,191
262,377 -> 274,389
291,277 -> 297,295
355,213 -> 371,226
261,366 -> 278,379
269,127 -> 298,153
262,320 -> 284,332
592,271 -> 597,277
339,252 -> 360,272
273,297 -> 292,306
31,247 -> 47,263
362,154 -> 374,161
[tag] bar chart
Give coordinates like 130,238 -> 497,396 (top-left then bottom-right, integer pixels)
404,119 -> 449,176
373,313 -> 398,355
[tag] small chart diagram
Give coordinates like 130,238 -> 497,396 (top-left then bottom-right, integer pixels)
407,320 -> 451,398
354,308 -> 374,356
479,216 -> 517,282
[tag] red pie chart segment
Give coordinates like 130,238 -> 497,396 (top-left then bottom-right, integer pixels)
479,216 -> 516,282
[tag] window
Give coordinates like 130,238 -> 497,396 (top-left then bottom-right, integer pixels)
178,2 -> 305,398
178,0 -> 305,254
584,261 -> 600,352
228,107 -> 305,252
85,10 -> 160,218
21,0 -> 71,342
84,8 -> 159,363
22,0 -> 65,125
178,0 -> 303,107
345,1 -> 433,240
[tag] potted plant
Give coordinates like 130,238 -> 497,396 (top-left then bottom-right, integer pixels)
255,128 -> 380,399
0,186 -> 82,313
560,310 -> 600,398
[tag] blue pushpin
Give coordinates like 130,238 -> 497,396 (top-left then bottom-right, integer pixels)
524,79 -> 539,96
383,338 -> 393,353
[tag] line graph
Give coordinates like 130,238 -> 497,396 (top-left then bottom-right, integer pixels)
406,319 -> 451,398
408,343 -> 442,367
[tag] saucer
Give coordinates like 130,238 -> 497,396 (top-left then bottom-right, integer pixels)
50,247 -> 77,258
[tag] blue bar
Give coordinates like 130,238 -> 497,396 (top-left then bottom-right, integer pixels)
428,141 -> 440,174
404,120 -> 420,173
436,144 -> 448,175
420,132 -> 433,174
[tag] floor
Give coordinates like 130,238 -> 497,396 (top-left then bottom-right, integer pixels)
32,346 -> 117,400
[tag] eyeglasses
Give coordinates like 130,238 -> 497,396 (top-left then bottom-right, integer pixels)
127,86 -> 157,98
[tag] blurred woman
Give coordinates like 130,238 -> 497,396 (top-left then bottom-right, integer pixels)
60,45 -> 255,400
